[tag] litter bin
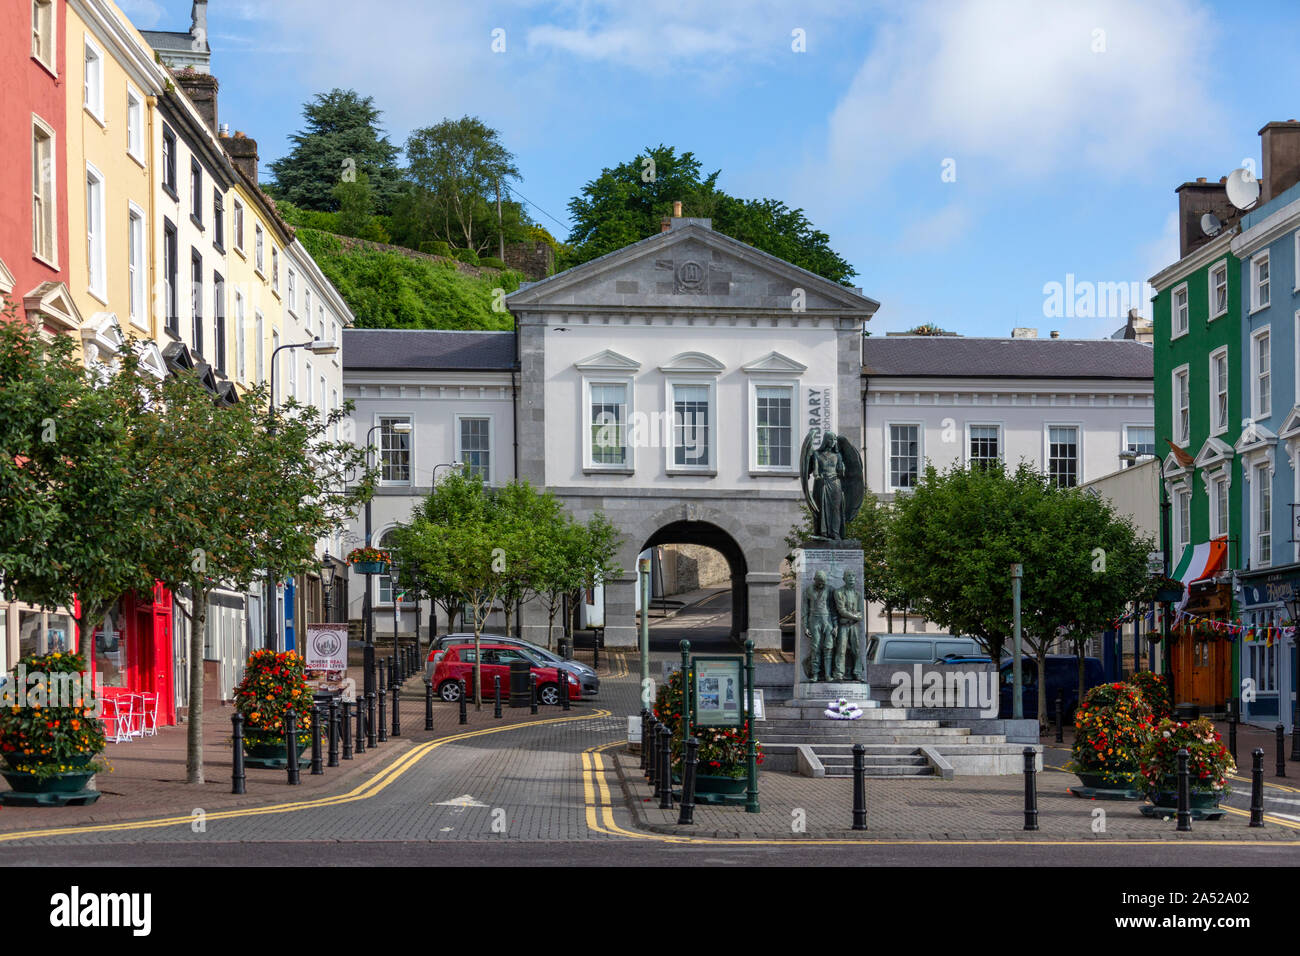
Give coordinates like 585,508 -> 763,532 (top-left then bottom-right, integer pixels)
509,661 -> 531,708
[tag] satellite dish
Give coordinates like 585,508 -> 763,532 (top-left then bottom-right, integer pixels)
1226,168 -> 1260,210
1201,212 -> 1222,237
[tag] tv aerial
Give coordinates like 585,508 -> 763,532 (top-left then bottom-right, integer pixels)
1226,168 -> 1260,211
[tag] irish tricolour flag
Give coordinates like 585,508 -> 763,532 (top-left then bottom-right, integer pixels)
1171,537 -> 1228,612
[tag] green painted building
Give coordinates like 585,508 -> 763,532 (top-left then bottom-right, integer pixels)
1150,184 -> 1241,710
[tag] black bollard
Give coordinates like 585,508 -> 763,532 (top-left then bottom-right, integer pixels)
285,710 -> 300,786
328,698 -> 340,767
379,658 -> 387,695
425,680 -> 435,732
391,681 -> 400,737
494,675 -> 502,719
1176,748 -> 1192,832
1023,748 -> 1038,831
1229,699 -> 1238,766
1250,748 -> 1265,827
852,743 -> 868,830
658,724 -> 673,810
377,679 -> 388,742
342,701 -> 354,760
310,704 -> 324,775
458,679 -> 468,725
1278,724 -> 1287,778
355,698 -> 366,754
366,691 -> 377,748
231,713 -> 246,795
647,720 -> 660,790
1055,693 -> 1064,744
529,674 -> 538,715
1293,703 -> 1300,763
561,670 -> 570,711
593,634 -> 600,670
677,736 -> 699,825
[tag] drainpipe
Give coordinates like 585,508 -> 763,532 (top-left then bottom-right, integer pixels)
512,319 -> 521,637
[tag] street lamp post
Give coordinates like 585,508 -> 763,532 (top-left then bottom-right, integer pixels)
264,337 -> 339,651
361,420 -> 412,700
321,553 -> 337,622
390,562 -> 402,671
432,461 -> 462,484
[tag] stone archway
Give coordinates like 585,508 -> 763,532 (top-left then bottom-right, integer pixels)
642,520 -> 749,642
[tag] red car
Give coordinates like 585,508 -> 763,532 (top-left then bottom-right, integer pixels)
428,643 -> 580,706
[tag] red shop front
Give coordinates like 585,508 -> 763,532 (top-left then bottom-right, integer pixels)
87,584 -> 176,728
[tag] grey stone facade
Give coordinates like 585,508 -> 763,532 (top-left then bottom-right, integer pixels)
507,219 -> 877,648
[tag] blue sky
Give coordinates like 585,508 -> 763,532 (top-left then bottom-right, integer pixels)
121,0 -> 1300,338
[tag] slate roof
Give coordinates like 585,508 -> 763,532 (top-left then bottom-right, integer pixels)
342,329 -> 516,371
862,336 -> 1152,380
140,30 -> 205,53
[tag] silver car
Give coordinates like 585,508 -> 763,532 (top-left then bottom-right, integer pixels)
426,633 -> 600,697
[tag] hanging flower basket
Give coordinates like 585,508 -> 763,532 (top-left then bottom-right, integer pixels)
348,546 -> 391,575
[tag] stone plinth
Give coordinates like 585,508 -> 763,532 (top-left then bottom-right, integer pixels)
793,541 -> 866,691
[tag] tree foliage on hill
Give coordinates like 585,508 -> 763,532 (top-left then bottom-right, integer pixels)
267,89 -> 403,215
296,228 -> 522,330
564,145 -> 857,284
398,116 -> 524,256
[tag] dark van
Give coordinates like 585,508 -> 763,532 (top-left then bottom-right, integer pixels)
999,655 -> 1104,719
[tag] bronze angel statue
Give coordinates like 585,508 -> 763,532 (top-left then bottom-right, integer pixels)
799,430 -> 865,541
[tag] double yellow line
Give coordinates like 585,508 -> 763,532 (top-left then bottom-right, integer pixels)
0,709 -> 613,844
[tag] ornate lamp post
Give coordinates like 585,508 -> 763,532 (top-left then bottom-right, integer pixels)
361,420 -> 411,699
390,562 -> 402,666
321,552 -> 338,622
265,337 -> 339,651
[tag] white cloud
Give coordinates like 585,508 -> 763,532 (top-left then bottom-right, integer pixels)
114,0 -> 165,27
523,0 -> 854,69
816,0 -> 1219,201
1138,210 -> 1181,286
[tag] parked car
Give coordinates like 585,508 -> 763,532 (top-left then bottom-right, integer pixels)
428,632 -> 599,697
864,634 -> 985,665
427,643 -> 581,706
999,655 -> 1105,719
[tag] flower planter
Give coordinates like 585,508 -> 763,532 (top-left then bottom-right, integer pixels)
0,755 -> 102,806
694,773 -> 748,795
243,738 -> 311,769
354,561 -> 389,575
1,767 -> 97,794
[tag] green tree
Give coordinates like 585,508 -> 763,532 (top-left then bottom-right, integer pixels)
536,514 -> 623,651
332,172 -> 388,242
889,463 -> 1153,730
267,89 -> 403,214
0,313 -> 155,652
563,144 -> 856,284
403,116 -> 521,256
137,377 -> 372,783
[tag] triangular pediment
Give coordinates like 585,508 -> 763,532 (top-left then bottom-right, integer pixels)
505,222 -> 879,315
23,281 -> 82,332
1162,452 -> 1189,479
1235,420 -> 1277,453
0,256 -> 14,296
742,350 -> 808,374
1278,405 -> 1300,441
1193,436 -> 1234,470
136,341 -> 167,380
574,349 -> 640,372
659,351 -> 725,373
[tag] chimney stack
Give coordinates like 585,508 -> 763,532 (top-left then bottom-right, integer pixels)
660,217 -> 671,233
171,68 -> 218,134
672,200 -> 682,218
1175,179 -> 1234,258
1259,120 -> 1300,203
1011,327 -> 1038,339
1049,330 -> 1060,339
222,131 -> 258,184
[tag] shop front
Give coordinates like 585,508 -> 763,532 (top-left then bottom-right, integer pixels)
1170,537 -> 1234,713
88,584 -> 177,728
1238,563 -> 1300,732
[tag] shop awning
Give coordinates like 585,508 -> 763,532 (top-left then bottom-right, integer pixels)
1172,536 -> 1228,611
